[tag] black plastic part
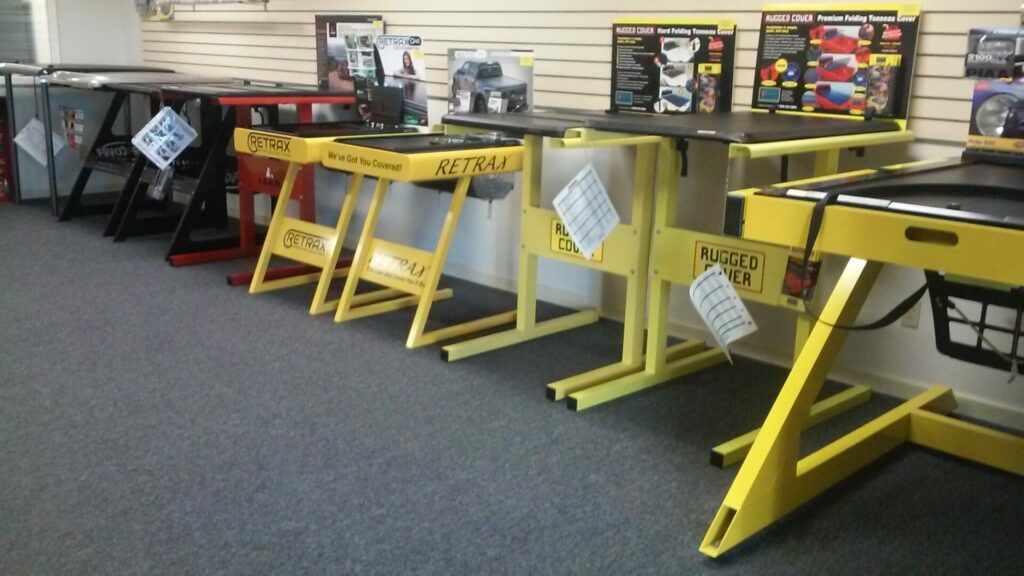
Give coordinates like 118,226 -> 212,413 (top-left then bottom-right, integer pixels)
440,348 -> 450,362
545,387 -> 556,401
677,138 -> 689,177
566,397 -> 579,411
337,133 -> 521,153
58,92 -> 130,221
724,194 -> 745,237
443,109 -> 902,143
927,271 -> 1024,373
709,450 -> 726,468
758,159 -> 1024,230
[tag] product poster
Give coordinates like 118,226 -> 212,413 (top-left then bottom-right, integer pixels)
315,15 -> 384,91
610,18 -> 736,114
375,35 -> 429,126
752,4 -> 920,118
966,78 -> 1024,154
448,49 -> 534,114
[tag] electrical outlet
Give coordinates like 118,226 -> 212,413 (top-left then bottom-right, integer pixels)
900,300 -> 921,329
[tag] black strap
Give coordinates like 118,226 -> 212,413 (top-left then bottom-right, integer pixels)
799,190 -> 929,331
677,138 -> 689,177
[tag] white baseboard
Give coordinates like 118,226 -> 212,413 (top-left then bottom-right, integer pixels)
442,260 -> 596,311
664,318 -> 1024,432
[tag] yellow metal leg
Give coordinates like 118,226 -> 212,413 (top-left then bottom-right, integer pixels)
335,178 -> 391,323
249,162 -> 300,294
556,139 -> 729,409
908,407 -> 1024,475
812,147 -> 840,177
440,133 -> 600,361
406,176 -> 516,349
645,140 -> 681,375
564,346 -> 727,410
546,141 -> 660,404
701,258 -> 884,557
310,173 -> 364,315
710,384 -> 872,468
620,142 -> 657,367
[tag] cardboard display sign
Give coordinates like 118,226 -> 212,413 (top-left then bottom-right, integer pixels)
966,77 -> 1024,156
611,18 -> 736,114
375,35 -> 429,126
448,49 -> 534,115
965,28 -> 1024,79
752,4 -> 920,119
316,15 -> 384,91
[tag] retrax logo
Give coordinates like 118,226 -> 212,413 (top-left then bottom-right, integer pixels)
247,133 -> 291,155
282,229 -> 328,255
95,141 -> 134,160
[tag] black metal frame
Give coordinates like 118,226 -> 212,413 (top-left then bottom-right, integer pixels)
927,271 -> 1024,373
57,91 -> 138,220
101,99 -> 232,251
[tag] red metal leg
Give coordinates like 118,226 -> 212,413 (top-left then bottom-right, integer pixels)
225,257 -> 354,287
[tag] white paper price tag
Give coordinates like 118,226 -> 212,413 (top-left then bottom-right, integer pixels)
689,264 -> 758,363
552,163 -> 619,260
14,117 -> 65,166
131,107 -> 198,170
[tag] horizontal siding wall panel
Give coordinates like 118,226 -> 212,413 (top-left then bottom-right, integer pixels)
142,0 -> 1023,144
193,0 -> 1019,13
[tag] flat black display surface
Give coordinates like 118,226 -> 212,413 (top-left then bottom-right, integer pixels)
443,109 -> 601,138
160,83 -> 354,99
104,82 -> 355,100
443,109 -> 901,143
252,122 -> 416,138
337,133 -> 520,153
763,160 -> 1024,230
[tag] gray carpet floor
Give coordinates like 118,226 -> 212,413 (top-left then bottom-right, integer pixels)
1,204 -> 1022,575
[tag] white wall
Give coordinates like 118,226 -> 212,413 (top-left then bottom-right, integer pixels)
8,0 -> 144,199
50,0 -> 142,65
134,1 -> 1023,427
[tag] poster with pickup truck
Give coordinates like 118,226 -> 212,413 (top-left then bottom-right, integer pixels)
448,49 -> 534,114
610,18 -> 736,114
752,4 -> 920,119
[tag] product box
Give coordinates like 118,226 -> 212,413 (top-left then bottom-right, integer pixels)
966,78 -> 1024,156
964,29 -> 1024,79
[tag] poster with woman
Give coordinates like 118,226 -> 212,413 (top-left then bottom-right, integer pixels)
375,35 -> 429,126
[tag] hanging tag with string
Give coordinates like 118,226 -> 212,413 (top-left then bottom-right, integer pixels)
552,162 -> 619,260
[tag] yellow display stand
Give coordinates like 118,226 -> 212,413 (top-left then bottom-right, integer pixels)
701,160 -> 1024,557
562,130 -> 913,415
317,134 -> 525,348
237,126 -> 417,315
440,127 -> 665,402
